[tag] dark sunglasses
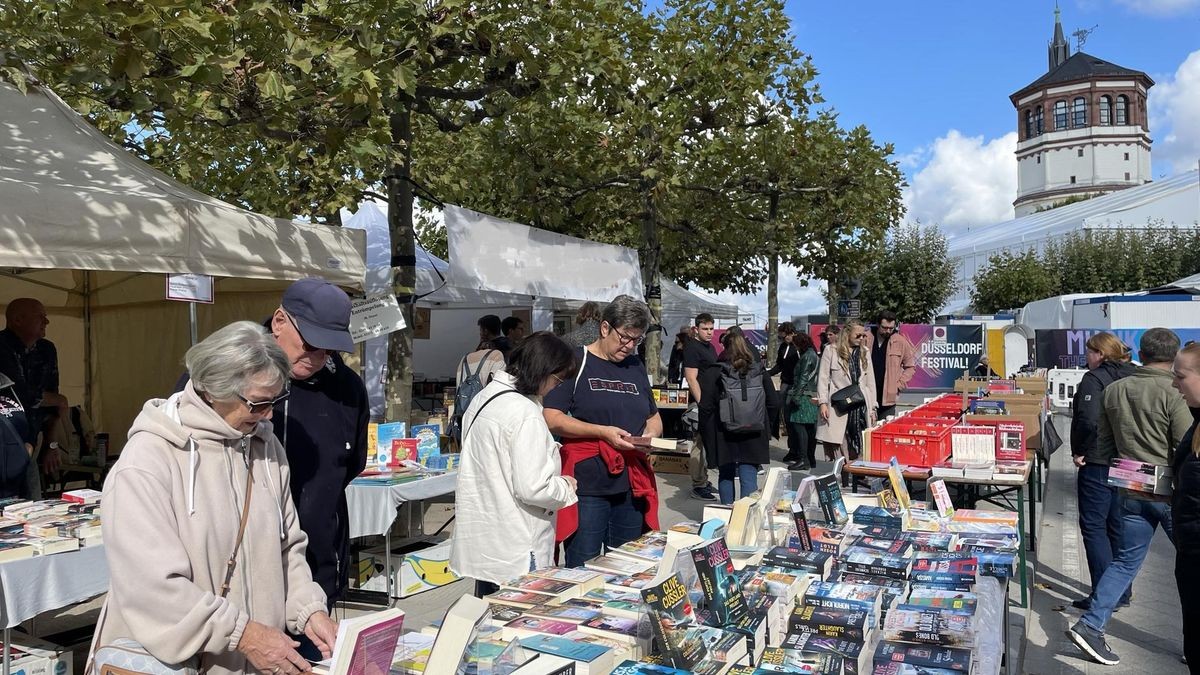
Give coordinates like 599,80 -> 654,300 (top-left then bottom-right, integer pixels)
236,389 -> 290,414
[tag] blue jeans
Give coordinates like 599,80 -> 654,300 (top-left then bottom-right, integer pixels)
1081,494 -> 1175,632
718,463 -> 759,505
565,490 -> 645,568
1077,463 -> 1131,603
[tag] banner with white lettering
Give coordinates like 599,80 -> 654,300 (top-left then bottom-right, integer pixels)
1035,328 -> 1200,368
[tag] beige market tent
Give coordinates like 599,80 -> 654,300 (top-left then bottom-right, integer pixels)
0,79 -> 366,447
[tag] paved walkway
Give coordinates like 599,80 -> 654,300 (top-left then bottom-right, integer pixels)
1021,415 -> 1187,674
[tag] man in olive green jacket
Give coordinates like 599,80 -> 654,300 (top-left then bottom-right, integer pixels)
1070,328 -> 1191,666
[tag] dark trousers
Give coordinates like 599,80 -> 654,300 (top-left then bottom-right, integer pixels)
877,404 -> 896,420
564,490 -> 645,568
1178,551 -> 1200,673
1077,463 -> 1131,602
793,422 -> 817,467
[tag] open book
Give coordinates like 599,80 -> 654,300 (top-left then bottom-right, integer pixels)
312,608 -> 405,675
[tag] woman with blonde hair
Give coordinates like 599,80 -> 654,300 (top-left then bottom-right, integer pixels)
1069,331 -> 1136,611
1171,341 -> 1200,670
816,321 -> 876,482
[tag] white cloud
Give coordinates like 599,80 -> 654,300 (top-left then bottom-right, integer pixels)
1113,0 -> 1200,16
901,130 -> 1018,238
695,268 -> 829,325
1150,49 -> 1200,176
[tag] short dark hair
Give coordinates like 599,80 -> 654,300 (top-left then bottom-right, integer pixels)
477,314 -> 502,337
876,310 -> 897,324
778,321 -> 795,335
793,331 -> 814,352
695,313 -> 715,327
501,316 -> 524,335
506,331 -> 576,395
1140,327 -> 1181,364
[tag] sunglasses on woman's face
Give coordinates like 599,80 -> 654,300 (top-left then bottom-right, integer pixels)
237,389 -> 290,414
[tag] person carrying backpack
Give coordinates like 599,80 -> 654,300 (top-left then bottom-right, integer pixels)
449,343 -> 506,442
703,328 -> 778,505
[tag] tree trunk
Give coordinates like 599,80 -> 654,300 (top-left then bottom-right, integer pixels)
385,102 -> 416,422
765,193 -> 781,365
640,184 -> 663,384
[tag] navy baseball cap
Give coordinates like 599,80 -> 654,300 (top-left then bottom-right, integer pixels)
281,279 -> 354,352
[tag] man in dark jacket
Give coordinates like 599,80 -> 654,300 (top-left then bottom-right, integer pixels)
769,322 -> 801,463
1070,328 -> 1191,666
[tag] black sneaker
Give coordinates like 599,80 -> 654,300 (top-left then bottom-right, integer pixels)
691,486 -> 718,501
787,461 -> 810,471
1071,597 -> 1091,611
1068,621 -> 1120,665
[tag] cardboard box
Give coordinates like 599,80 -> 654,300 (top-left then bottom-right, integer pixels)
359,540 -> 460,598
0,635 -> 72,675
649,452 -> 691,474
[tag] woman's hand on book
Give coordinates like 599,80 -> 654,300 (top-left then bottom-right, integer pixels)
304,611 -> 337,660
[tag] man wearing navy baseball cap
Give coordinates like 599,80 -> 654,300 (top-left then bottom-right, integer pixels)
269,279 -> 370,658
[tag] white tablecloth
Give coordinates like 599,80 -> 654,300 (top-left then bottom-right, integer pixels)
345,472 -> 458,539
0,545 -> 109,629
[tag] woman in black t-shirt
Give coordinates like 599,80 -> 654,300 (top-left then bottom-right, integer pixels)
545,296 -> 663,567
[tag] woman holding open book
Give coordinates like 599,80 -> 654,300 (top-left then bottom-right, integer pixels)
91,322 -> 336,675
816,320 -> 877,484
451,331 -> 579,597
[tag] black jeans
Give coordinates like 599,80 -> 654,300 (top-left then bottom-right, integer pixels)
1177,550 -> 1200,673
793,422 -> 817,467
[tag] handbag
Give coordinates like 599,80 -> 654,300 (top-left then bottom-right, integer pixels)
829,383 -> 866,415
89,464 -> 255,675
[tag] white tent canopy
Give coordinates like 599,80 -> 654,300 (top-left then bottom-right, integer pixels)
945,170 -> 1200,313
0,80 -> 366,445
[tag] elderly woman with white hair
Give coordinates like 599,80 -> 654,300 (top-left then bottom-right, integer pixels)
89,321 -> 337,675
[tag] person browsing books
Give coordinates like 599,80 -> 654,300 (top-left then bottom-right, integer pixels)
92,322 -> 336,675
816,320 -> 877,485
450,332 -> 579,597
544,295 -> 663,568
703,328 -> 778,504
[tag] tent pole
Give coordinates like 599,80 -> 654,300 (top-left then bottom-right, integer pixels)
83,272 -> 93,416
189,301 -> 199,346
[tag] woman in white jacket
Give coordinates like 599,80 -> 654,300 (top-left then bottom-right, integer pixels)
451,331 -> 579,596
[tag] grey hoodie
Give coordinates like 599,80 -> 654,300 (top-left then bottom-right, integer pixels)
91,382 -> 326,674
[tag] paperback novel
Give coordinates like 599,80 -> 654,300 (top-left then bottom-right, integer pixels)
788,605 -> 871,641
691,538 -> 750,627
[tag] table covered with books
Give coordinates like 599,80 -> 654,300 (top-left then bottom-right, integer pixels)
352,464 -> 1014,674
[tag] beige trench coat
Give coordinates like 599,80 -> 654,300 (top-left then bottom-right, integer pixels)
815,346 -> 877,445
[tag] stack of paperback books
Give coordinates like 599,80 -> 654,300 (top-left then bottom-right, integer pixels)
0,496 -> 103,560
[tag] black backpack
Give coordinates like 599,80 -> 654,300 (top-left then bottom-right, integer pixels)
718,360 -> 766,433
449,350 -> 499,442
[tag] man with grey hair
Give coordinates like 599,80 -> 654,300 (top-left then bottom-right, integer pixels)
1070,327 -> 1192,666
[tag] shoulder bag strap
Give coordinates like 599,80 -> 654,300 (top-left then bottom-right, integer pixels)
220,461 -> 254,599
465,388 -> 522,439
471,350 -> 497,379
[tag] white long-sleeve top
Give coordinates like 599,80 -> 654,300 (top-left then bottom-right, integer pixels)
450,372 -> 578,584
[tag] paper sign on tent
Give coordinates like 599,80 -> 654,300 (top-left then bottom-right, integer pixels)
350,293 -> 407,343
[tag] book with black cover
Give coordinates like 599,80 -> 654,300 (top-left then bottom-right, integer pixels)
762,546 -> 834,578
782,632 -> 871,674
690,538 -> 750,627
909,558 -> 978,586
841,550 -> 913,580
815,475 -> 848,526
881,609 -> 975,647
872,641 -> 973,672
640,573 -> 700,666
790,503 -> 814,551
788,605 -> 870,641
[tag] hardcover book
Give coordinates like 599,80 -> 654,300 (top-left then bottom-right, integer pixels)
690,538 -> 750,627
410,423 -> 441,463
881,609 -> 975,647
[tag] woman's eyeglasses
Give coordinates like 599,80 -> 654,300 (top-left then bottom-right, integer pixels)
237,389 -> 290,414
610,326 -> 646,347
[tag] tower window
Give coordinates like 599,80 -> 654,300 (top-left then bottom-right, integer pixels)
1116,95 -> 1128,125
1037,154 -> 1041,164
1072,97 -> 1088,128
1024,110 -> 1034,139
1099,96 -> 1112,125
1035,106 -> 1045,135
1070,176 -> 1077,184
1124,152 -> 1130,161
1125,172 -> 1131,180
1078,149 -> 1084,157
1054,100 -> 1068,130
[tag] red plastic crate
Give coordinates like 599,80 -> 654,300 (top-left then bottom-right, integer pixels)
870,420 -> 954,467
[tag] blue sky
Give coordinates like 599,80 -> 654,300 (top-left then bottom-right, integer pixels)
703,0 -> 1200,322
